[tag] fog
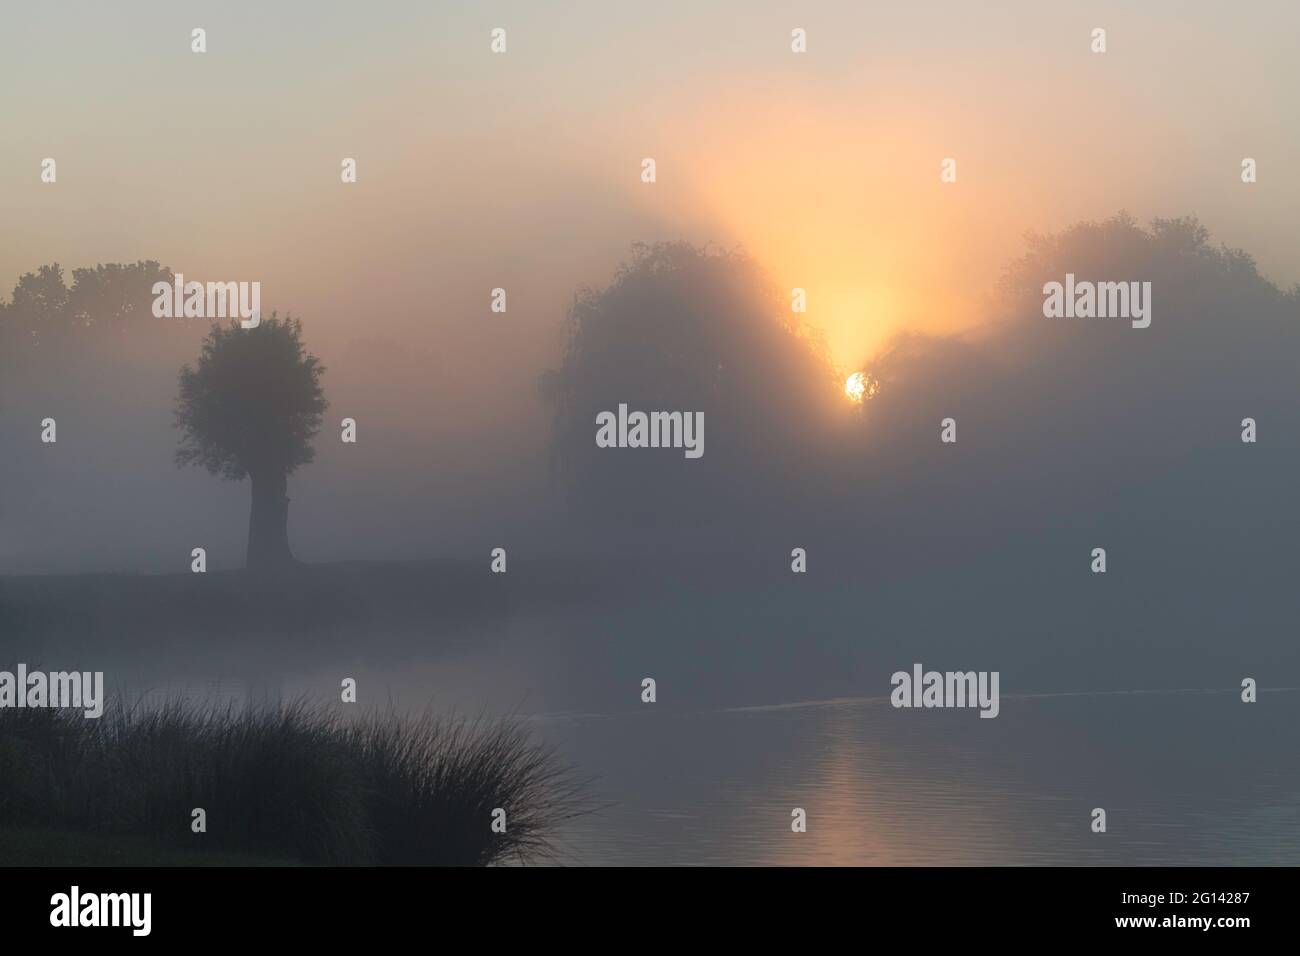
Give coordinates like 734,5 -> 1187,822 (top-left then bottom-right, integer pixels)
2,212 -> 1295,581
4,3 -> 1299,869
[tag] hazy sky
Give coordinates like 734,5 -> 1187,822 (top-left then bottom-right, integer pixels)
3,1 -> 1298,573
4,7 -> 1296,878
4,0 -> 1298,372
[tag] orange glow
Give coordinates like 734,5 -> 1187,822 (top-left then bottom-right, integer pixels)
621,83 -> 1079,372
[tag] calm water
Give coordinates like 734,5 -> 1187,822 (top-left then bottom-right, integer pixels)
14,559 -> 1300,866
532,691 -> 1300,865
113,671 -> 1299,866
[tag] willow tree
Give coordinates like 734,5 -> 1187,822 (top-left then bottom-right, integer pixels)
174,315 -> 326,570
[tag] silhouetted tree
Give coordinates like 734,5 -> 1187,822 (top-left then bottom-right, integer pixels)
0,260 -> 174,351
68,261 -> 173,334
174,316 -> 326,570
1,263 -> 70,349
540,241 -> 841,538
850,213 -> 1300,536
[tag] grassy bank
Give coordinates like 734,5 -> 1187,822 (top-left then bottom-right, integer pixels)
0,826 -> 299,866
0,698 -> 584,866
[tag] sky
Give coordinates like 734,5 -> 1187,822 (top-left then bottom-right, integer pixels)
4,0 -> 1298,372
2,0 -> 1298,573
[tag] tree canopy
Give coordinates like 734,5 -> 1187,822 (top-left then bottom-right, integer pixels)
540,241 -> 842,533
174,316 -> 327,481
0,260 -> 174,351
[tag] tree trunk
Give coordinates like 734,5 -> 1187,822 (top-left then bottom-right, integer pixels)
247,470 -> 295,571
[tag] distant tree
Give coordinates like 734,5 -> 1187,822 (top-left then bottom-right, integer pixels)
540,241 -> 840,532
0,260 -> 177,356
2,263 -> 70,348
853,213 -> 1300,534
174,315 -> 326,570
68,261 -> 173,333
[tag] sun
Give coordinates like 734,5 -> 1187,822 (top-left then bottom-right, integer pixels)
844,371 -> 877,404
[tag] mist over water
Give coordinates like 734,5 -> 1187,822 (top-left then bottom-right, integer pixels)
4,215 -> 1298,865
3,1 -> 1299,868
6,545 -> 1298,864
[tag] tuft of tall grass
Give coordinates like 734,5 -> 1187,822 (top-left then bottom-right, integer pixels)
0,697 -> 586,866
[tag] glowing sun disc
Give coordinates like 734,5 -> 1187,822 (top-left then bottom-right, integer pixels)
845,371 -> 868,403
